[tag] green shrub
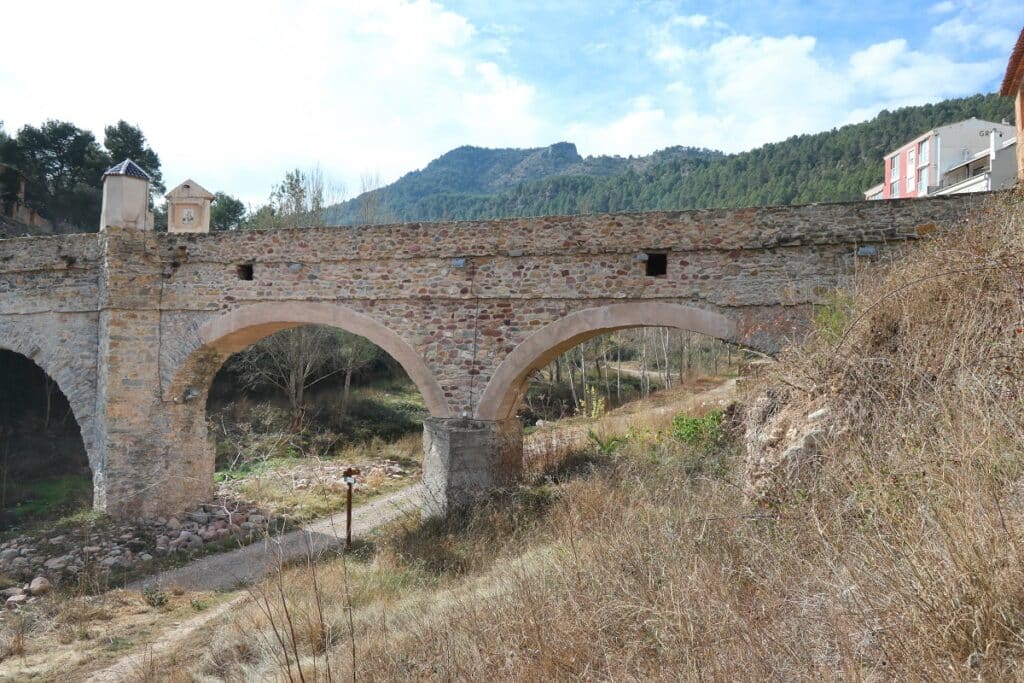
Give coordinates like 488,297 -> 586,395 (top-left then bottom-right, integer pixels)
671,411 -> 724,446
813,293 -> 853,343
142,587 -> 167,608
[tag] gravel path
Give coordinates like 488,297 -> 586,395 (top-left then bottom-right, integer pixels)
127,483 -> 423,593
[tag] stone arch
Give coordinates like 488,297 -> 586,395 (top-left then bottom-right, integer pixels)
0,319 -> 98,474
475,303 -> 737,420
168,301 -> 450,418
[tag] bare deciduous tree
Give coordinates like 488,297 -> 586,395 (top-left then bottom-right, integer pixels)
231,326 -> 347,431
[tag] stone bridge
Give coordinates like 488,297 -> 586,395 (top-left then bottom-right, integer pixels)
0,169 -> 977,518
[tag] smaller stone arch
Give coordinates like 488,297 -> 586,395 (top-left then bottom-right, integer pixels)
169,301 -> 450,418
0,320 -> 98,472
475,303 -> 737,421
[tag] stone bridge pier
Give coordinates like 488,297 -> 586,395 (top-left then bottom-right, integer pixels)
0,161 -> 978,519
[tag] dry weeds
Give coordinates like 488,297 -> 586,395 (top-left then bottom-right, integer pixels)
23,195 -> 1024,681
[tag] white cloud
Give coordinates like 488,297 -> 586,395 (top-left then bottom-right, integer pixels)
928,1 -> 956,13
0,0 -> 545,205
651,43 -> 699,67
931,16 -> 1017,51
566,104 -> 668,157
848,38 -> 999,103
671,14 -> 709,29
572,28 -> 1002,157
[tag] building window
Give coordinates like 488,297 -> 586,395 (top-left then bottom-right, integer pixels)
645,253 -> 667,277
917,173 -> 928,195
889,180 -> 899,198
890,155 -> 900,180
918,139 -> 929,165
236,263 -> 254,280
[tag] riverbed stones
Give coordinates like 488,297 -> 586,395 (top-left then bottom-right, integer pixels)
28,576 -> 51,596
5,594 -> 28,609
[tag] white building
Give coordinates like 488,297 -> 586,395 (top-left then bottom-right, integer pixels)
932,134 -> 1018,196
867,118 -> 1017,199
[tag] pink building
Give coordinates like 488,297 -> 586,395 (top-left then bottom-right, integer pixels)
880,118 -> 1016,199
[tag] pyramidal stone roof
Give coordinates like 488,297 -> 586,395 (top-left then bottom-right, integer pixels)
103,159 -> 151,180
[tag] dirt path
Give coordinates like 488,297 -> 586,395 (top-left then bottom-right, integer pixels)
526,377 -> 736,460
86,377 -> 736,682
127,483 -> 424,593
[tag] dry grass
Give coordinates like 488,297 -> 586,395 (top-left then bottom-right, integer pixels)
131,194 -> 1024,680
221,433 -> 422,522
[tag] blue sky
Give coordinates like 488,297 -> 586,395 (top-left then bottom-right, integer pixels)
1,1 -> 1019,206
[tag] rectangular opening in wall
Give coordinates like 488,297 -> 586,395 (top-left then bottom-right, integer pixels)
236,263 -> 254,280
645,252 -> 667,277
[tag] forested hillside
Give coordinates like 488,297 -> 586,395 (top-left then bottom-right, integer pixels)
329,93 -> 1014,224
326,142 -> 720,224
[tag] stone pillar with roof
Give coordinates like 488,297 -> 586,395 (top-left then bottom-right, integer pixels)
93,160 -> 212,515
99,159 -> 153,231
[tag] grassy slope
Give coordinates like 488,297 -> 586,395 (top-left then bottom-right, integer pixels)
164,193 -> 1024,681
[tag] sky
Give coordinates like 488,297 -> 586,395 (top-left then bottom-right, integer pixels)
1,1 -> 1020,206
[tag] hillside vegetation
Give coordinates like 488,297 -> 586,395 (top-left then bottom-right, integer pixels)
330,93 -> 1014,223
326,142 -> 720,224
155,192 -> 1024,680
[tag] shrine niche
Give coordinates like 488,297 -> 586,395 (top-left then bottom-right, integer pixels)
167,179 -> 214,234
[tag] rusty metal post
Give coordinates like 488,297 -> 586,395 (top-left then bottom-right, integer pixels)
342,467 -> 360,549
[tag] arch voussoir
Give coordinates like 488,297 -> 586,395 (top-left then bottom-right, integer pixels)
171,301 -> 450,418
475,303 -> 737,421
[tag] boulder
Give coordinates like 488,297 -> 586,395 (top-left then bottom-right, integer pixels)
743,389 -> 832,505
29,576 -> 52,596
43,556 -> 67,571
188,511 -> 210,525
5,594 -> 28,609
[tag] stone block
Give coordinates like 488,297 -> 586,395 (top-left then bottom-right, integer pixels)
421,417 -> 523,517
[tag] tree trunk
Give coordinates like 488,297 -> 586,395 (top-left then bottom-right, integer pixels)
341,362 -> 354,416
43,376 -> 53,430
678,332 -> 684,385
616,336 -> 622,403
566,352 -> 578,408
289,370 -> 305,432
640,329 -> 649,397
579,344 -> 588,406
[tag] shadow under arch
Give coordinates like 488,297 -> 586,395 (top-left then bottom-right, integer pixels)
169,301 -> 450,418
0,346 -> 94,517
0,340 -> 96,472
475,302 -> 737,421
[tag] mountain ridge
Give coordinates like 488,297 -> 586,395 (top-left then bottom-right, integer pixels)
327,93 -> 1014,225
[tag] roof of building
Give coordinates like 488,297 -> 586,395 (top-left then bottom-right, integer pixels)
103,159 -> 151,180
166,179 -> 214,201
884,118 -> 1015,157
1002,26 -> 1024,96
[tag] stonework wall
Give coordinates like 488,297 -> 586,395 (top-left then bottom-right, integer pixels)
0,195 -> 980,516
0,234 -> 102,498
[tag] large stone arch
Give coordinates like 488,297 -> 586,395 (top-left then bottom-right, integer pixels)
0,316 -> 98,474
167,302 -> 449,417
475,303 -> 737,421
